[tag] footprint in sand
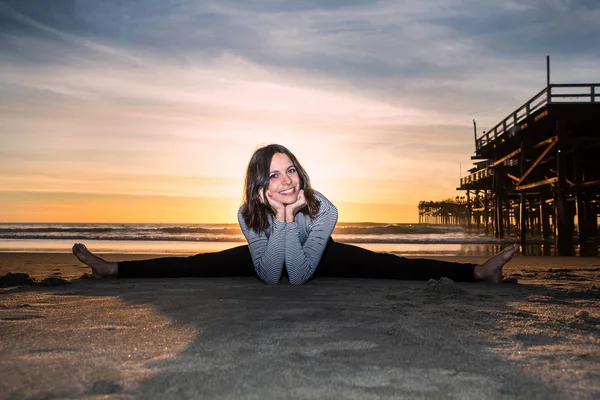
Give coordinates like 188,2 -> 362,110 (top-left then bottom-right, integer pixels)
424,277 -> 466,295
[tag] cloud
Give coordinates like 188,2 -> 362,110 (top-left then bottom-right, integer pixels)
2,0 -> 599,103
0,0 -> 599,221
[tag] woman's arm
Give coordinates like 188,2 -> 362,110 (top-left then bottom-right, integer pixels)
284,192 -> 338,285
238,209 -> 286,284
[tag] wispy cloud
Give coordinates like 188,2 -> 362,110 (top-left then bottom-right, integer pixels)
1,0 -> 598,221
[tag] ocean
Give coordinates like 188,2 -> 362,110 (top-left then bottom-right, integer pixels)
0,222 -> 519,256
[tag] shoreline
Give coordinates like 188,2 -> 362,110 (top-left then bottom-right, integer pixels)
0,239 -> 569,258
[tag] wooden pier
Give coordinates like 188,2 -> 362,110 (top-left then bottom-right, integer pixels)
418,199 -> 468,225
457,67 -> 599,256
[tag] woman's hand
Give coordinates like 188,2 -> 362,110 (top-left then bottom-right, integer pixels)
259,189 -> 286,222
285,189 -> 307,222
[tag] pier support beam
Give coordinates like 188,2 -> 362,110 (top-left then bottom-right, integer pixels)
519,142 -> 527,254
495,197 -> 504,239
520,194 -> 527,255
484,191 -> 490,233
573,148 -> 597,256
541,197 -> 552,255
505,198 -> 511,236
555,119 -> 574,256
466,190 -> 472,229
577,193 -> 597,256
494,166 -> 505,239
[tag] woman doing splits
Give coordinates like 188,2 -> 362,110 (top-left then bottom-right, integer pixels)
73,144 -> 519,284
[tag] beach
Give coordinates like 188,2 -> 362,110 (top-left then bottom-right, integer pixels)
1,252 -> 599,399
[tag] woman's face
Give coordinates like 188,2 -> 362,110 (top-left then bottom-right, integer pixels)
267,152 -> 301,204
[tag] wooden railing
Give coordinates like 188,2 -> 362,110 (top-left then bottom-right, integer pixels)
475,83 -> 599,151
460,167 -> 494,186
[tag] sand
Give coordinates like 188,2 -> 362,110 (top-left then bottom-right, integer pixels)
0,252 -> 599,400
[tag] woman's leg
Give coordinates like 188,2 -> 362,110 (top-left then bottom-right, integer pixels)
118,245 -> 255,278
73,243 -> 256,279
314,239 -> 478,282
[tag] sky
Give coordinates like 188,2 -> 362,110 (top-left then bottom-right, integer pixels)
1,0 -> 599,223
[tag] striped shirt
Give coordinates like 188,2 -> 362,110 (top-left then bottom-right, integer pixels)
238,190 -> 338,285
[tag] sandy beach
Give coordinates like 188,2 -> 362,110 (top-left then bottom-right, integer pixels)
1,252 -> 599,399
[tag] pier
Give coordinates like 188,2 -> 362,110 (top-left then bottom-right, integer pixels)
457,59 -> 599,256
418,199 -> 468,225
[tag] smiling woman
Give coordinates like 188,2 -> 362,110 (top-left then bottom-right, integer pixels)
72,144 -> 519,286
241,144 -> 320,232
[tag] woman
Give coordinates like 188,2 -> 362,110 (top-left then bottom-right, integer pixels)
73,144 -> 518,284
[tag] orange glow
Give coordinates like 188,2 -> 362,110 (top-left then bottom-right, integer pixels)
1,52 -> 475,224
0,191 -> 418,223
0,192 -> 242,224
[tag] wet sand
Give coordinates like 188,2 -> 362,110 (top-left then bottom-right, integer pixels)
1,252 -> 599,399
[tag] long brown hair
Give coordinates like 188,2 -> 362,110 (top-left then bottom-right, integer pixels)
241,144 -> 320,232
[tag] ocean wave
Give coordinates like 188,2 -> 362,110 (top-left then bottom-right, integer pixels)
0,234 -> 248,242
336,237 -> 514,245
0,227 -> 120,233
0,222 -> 513,245
0,226 -> 240,235
158,227 -> 239,234
0,234 -> 515,245
0,223 -> 467,236
333,224 -> 461,235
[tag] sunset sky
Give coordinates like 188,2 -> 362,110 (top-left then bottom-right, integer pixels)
1,0 -> 599,223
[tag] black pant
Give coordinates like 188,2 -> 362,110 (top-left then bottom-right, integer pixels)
118,238 -> 477,282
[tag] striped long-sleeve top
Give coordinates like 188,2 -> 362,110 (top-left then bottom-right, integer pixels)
237,190 -> 338,285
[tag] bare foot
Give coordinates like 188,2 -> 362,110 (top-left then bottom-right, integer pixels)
72,243 -> 118,279
474,243 -> 519,283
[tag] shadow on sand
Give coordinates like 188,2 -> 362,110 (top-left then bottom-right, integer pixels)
3,270 -> 598,399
